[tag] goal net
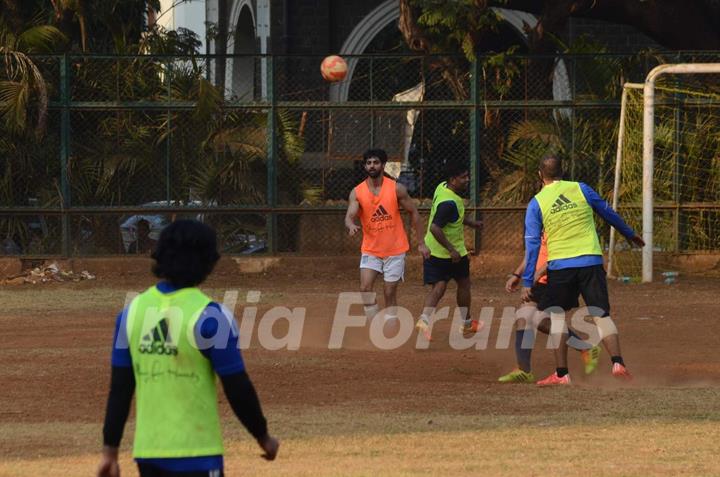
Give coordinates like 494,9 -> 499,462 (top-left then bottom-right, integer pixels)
608,67 -> 720,281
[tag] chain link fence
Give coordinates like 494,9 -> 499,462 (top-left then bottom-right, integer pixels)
2,52 -> 719,257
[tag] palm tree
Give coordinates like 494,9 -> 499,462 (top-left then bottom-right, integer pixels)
493,112 -> 617,205
1,4 -> 307,254
485,36 -> 635,205
0,16 -> 66,135
0,15 -> 66,251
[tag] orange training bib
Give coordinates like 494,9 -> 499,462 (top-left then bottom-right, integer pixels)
537,234 -> 549,285
355,178 -> 410,257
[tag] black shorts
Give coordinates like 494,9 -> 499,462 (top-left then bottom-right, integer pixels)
538,265 -> 610,316
423,255 -> 470,285
529,283 -> 579,309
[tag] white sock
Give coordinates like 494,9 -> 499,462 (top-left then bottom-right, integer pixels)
383,306 -> 398,322
457,306 -> 470,323
418,313 -> 430,325
364,304 -> 380,320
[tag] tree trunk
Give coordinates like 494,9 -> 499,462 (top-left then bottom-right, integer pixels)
1,0 -> 24,33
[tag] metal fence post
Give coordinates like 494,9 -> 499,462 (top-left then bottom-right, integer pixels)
166,59 -> 172,205
60,54 -> 71,257
266,55 -> 277,254
469,58 -> 481,253
369,56 -> 374,148
673,53 -> 681,253
570,56 -> 577,180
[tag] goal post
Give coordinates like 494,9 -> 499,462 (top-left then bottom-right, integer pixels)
607,82 -> 642,280
641,64 -> 720,282
609,64 -> 720,282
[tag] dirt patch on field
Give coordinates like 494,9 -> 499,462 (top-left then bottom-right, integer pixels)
0,271 -> 719,475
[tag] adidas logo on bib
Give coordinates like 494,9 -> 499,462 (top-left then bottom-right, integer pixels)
550,194 -> 577,214
139,318 -> 178,356
371,205 -> 392,222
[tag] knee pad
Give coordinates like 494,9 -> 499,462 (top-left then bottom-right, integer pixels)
593,315 -> 618,338
548,310 -> 568,335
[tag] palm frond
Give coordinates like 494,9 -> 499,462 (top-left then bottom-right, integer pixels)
0,48 -> 49,135
276,110 -> 306,164
209,128 -> 266,157
16,25 -> 67,53
506,119 -> 562,150
0,80 -> 28,132
193,77 -> 222,122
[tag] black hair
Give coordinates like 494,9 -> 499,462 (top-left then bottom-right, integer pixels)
540,156 -> 563,179
445,160 -> 469,181
151,220 -> 220,288
363,148 -> 388,164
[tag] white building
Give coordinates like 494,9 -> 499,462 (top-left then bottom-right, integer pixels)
157,0 -> 208,52
155,0 -> 270,100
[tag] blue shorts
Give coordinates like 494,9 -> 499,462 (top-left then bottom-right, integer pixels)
138,462 -> 223,476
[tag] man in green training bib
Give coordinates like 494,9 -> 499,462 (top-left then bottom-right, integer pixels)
98,220 -> 279,477
522,157 -> 644,386
415,160 -> 482,341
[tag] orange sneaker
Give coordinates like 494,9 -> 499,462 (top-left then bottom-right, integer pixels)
537,372 -> 571,386
415,317 -> 432,341
459,319 -> 484,336
612,362 -> 633,380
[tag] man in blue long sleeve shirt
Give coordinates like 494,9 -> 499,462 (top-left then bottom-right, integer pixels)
522,157 -> 644,386
97,220 -> 279,477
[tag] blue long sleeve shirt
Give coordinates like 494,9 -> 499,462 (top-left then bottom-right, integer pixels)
522,182 -> 636,287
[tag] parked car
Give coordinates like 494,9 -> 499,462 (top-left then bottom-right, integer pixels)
119,201 -> 266,254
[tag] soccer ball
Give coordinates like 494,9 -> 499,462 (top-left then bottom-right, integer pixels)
320,55 -> 347,82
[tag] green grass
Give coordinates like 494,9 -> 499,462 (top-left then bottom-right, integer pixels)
2,410 -> 719,476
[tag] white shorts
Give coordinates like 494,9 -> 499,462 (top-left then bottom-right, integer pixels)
359,253 -> 406,282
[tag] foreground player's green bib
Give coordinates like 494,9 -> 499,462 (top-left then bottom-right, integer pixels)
425,182 -> 467,258
534,180 -> 602,261
126,286 -> 223,458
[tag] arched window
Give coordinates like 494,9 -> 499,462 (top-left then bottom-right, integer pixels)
227,3 -> 256,100
330,1 -> 570,103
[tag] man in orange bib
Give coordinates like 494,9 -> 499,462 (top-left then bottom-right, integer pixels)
345,149 -> 430,328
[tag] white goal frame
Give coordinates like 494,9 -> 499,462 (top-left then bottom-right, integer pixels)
610,64 -> 720,282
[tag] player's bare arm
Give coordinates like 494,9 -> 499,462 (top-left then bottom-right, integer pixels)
520,286 -> 533,302
345,189 -> 361,236
396,182 -> 430,259
506,259 -> 525,292
462,216 -> 482,229
429,223 -> 460,263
